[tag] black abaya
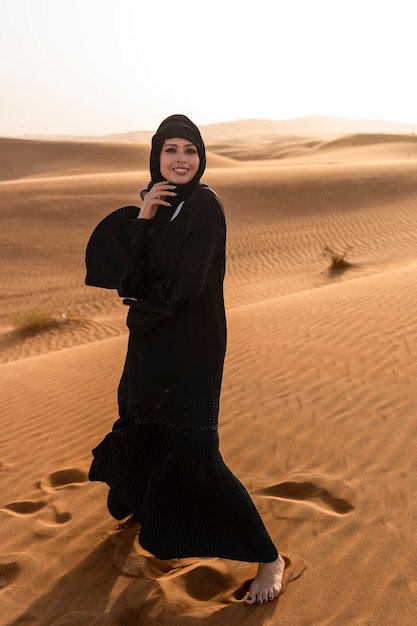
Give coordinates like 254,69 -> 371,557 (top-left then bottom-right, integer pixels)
87,183 -> 278,563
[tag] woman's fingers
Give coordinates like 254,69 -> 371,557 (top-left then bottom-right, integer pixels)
139,181 -> 177,218
154,182 -> 177,200
146,181 -> 177,205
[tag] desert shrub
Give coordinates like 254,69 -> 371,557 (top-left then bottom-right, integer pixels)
322,245 -> 353,271
10,309 -> 69,337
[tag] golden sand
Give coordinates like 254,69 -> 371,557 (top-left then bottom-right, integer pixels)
1,124 -> 417,624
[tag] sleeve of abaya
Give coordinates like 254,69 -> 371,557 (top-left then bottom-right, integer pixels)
85,205 -> 149,290
116,219 -> 152,297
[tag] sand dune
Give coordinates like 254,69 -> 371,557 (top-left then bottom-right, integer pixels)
1,130 -> 417,624
35,115 -> 416,144
0,138 -> 240,182
0,139 -> 150,181
206,132 -> 417,162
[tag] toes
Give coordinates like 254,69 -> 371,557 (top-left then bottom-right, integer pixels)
258,590 -> 268,604
270,583 -> 282,600
247,590 -> 279,605
246,574 -> 284,605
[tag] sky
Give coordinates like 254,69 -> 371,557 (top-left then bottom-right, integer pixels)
1,0 -> 416,136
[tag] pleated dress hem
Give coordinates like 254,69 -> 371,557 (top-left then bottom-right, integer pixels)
89,421 -> 278,564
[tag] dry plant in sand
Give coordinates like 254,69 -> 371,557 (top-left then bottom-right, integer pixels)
8,308 -> 74,337
322,244 -> 354,273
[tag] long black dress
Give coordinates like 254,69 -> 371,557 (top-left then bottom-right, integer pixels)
87,184 -> 278,562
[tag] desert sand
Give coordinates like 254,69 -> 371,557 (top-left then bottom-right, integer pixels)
1,123 -> 417,625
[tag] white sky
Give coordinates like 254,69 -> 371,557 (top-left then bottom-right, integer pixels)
1,0 -> 416,136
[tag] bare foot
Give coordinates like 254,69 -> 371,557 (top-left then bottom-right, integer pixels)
245,554 -> 286,605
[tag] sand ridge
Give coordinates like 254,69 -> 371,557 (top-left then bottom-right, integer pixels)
0,138 -> 241,182
1,126 -> 417,624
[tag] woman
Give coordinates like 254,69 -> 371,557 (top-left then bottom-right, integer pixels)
85,114 -> 285,605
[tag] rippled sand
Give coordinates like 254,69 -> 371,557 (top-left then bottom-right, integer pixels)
1,126 -> 417,625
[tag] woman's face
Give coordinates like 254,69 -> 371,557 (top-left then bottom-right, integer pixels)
159,137 -> 200,184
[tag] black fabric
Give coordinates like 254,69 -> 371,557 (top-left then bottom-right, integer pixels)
117,187 -> 227,418
90,424 -> 278,562
85,205 -> 140,289
86,118 -> 278,563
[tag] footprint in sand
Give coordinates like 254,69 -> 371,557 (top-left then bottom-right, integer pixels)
182,565 -> 231,601
255,474 -> 354,515
0,468 -> 87,528
41,468 -> 88,491
35,468 -> 88,528
1,498 -> 72,528
38,505 -> 72,526
0,560 -> 21,591
0,500 -> 48,516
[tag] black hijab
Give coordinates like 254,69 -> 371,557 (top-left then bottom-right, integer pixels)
142,114 -> 206,203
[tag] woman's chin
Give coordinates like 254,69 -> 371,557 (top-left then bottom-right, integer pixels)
167,175 -> 194,185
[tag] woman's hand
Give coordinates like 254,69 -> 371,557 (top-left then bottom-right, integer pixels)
139,181 -> 177,219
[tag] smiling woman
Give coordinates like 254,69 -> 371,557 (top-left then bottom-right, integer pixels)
85,114 -> 286,606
